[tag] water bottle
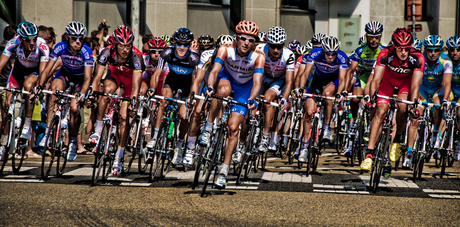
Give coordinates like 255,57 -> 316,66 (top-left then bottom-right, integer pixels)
253,127 -> 260,144
15,117 -> 22,130
142,118 -> 149,133
168,121 -> 174,139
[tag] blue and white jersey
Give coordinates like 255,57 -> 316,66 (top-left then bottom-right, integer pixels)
422,52 -> 452,88
301,47 -> 348,78
257,44 -> 295,78
50,41 -> 93,76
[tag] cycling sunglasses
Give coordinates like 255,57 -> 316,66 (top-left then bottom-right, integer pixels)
69,35 -> 84,42
117,44 -> 133,49
149,49 -> 163,54
21,36 -> 38,42
425,47 -> 442,53
323,51 -> 338,56
269,44 -> 284,50
238,35 -> 256,43
448,47 -> 460,52
366,34 -> 381,39
176,42 -> 190,48
395,46 -> 411,52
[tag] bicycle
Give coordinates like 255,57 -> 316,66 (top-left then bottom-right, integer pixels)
148,91 -> 185,182
90,91 -> 132,186
124,94 -> 156,174
411,101 -> 439,182
0,87 -> 29,175
195,94 -> 247,197
435,99 -> 460,178
302,93 -> 335,176
40,87 -> 79,180
368,90 -> 414,193
348,96 -> 370,168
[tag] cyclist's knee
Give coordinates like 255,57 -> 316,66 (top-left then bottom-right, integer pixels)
216,85 -> 231,97
228,123 -> 239,136
375,105 -> 387,118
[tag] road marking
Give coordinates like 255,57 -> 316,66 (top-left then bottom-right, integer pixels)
261,172 -> 311,183
313,184 -> 369,194
2,166 -> 36,174
0,179 -> 44,183
120,182 -> 151,187
423,189 -> 460,199
359,175 -> 418,188
64,167 -> 94,176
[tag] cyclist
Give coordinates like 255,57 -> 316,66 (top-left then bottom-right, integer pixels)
88,25 -> 142,176
161,34 -> 172,47
143,37 -> 169,96
402,35 -> 452,167
288,40 -> 301,60
294,42 -> 312,79
256,26 -> 294,154
257,31 -> 267,45
198,20 -> 265,188
0,22 -> 49,157
183,34 -> 235,167
446,36 -> 460,160
359,35 -> 366,45
147,28 -> 200,165
297,36 -> 348,162
344,21 -> 386,156
197,34 -> 214,54
413,38 -> 423,51
35,21 -> 93,161
360,28 -> 425,178
294,33 -> 326,88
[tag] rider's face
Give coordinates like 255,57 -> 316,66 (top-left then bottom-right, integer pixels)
175,41 -> 190,58
395,46 -> 410,61
21,37 -> 37,52
237,34 -> 256,55
425,47 -> 442,62
366,34 -> 381,48
116,44 -> 132,58
149,49 -> 163,62
448,47 -> 460,61
68,36 -> 83,52
323,51 -> 337,63
268,44 -> 283,60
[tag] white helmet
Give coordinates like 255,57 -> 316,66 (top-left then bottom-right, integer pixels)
266,26 -> 286,45
296,45 -> 309,55
305,40 -> 313,50
65,21 -> 87,36
322,36 -> 341,52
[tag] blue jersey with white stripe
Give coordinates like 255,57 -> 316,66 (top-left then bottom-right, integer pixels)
50,41 -> 93,76
301,47 -> 348,78
422,52 -> 452,88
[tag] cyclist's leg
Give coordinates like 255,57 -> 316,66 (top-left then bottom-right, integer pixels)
350,81 -> 364,119
322,82 -> 337,140
19,73 -> 38,139
266,78 -> 285,151
299,98 -> 316,162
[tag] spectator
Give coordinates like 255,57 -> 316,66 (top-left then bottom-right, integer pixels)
61,32 -> 68,42
96,19 -> 110,48
90,30 -> 98,38
38,25 -> 50,43
47,27 -> 56,48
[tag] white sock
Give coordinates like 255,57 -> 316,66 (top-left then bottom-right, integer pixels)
95,120 -> 103,134
176,139 -> 184,149
262,132 -> 270,140
187,136 -> 196,149
205,121 -> 213,132
115,146 -> 125,160
24,117 -> 31,129
220,163 -> 229,176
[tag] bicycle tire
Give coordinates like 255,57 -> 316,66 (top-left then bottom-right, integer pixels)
278,112 -> 291,159
11,140 -> 27,174
137,134 -> 148,174
56,140 -> 67,176
306,118 -> 318,177
125,116 -> 140,173
237,124 -> 256,184
201,128 -> 223,197
440,150 -> 447,178
92,122 -> 110,185
0,115 -> 12,175
149,122 -> 167,181
192,145 -> 205,190
41,117 -> 59,180
155,121 -> 169,180
103,127 -> 118,182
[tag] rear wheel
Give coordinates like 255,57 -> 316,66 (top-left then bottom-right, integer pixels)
0,115 -> 12,175
124,116 -> 140,173
192,146 -> 205,190
306,119 -> 318,177
41,117 -> 59,180
201,129 -> 223,197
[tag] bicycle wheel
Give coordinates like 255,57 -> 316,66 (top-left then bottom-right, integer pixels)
201,129 -> 223,197
125,116 -> 140,173
91,123 -> 110,186
192,145 -> 205,190
41,117 -> 59,180
103,127 -> 118,182
0,115 -> 12,175
440,150 -> 447,178
278,112 -> 291,159
237,124 -> 255,184
153,121 -> 169,180
56,139 -> 67,176
306,118 -> 318,177
137,134 -> 148,174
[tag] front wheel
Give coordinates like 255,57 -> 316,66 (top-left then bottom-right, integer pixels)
41,117 -> 59,180
0,115 -> 12,175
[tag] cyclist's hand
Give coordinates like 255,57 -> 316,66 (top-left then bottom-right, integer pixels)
247,98 -> 257,110
31,85 -> 43,99
279,97 -> 287,110
146,88 -> 155,97
76,93 -> 85,103
335,93 -> 343,103
441,99 -> 450,111
204,86 -> 214,96
409,105 -> 420,118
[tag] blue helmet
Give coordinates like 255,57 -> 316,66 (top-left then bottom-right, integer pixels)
17,21 -> 38,39
423,35 -> 444,47
446,36 -> 460,48
173,28 -> 194,42
364,21 -> 383,35
412,38 -> 422,51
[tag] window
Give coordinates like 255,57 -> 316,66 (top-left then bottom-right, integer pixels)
281,0 -> 309,10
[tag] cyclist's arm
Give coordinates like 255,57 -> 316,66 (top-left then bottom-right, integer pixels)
38,58 -> 56,86
364,73 -> 374,96
91,63 -> 106,90
294,63 -> 306,88
249,55 -> 265,100
131,70 -> 142,99
346,60 -> 359,91
300,62 -> 314,88
207,47 -> 227,89
150,67 -> 163,91
370,65 -> 385,97
410,70 -> 423,103
80,65 -> 93,95
0,54 -> 10,73
442,60 -> 453,101
283,70 -> 294,99
336,68 -> 348,95
191,67 -> 206,96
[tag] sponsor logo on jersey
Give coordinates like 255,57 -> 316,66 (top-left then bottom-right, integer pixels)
387,65 -> 412,74
408,56 -> 416,64
169,64 -> 193,75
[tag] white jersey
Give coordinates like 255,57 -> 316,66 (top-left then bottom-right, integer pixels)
257,44 -> 295,78
2,36 -> 49,68
223,47 -> 262,84
197,49 -> 215,70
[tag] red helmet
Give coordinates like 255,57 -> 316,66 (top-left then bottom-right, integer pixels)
106,35 -> 115,46
235,20 -> 259,37
148,37 -> 167,49
112,25 -> 134,45
391,28 -> 413,47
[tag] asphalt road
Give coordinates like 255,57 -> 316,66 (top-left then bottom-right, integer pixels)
1,147 -> 459,226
